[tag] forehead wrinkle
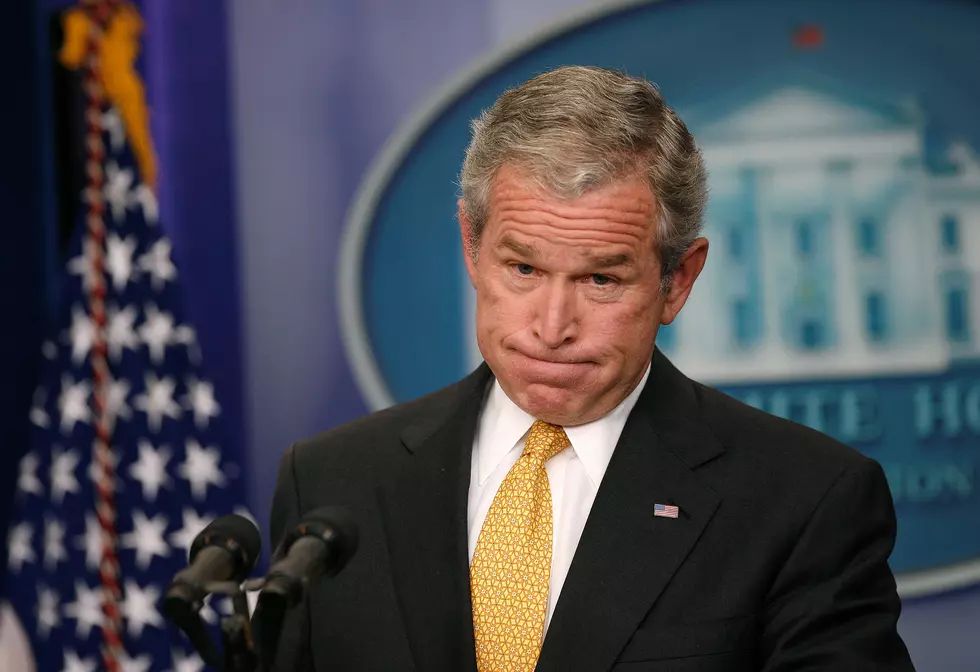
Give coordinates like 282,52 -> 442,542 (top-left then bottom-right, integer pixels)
494,198 -> 653,228
501,219 -> 649,249
491,174 -> 655,216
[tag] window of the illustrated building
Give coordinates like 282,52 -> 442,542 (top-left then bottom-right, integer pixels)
941,214 -> 960,253
800,319 -> 824,349
866,292 -> 887,342
733,298 -> 754,348
729,226 -> 744,262
946,286 -> 970,342
858,216 -> 881,257
796,217 -> 814,258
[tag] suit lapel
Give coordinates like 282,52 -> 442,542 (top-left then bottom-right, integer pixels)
537,352 -> 725,672
375,366 -> 489,672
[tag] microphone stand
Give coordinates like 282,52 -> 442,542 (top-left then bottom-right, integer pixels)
242,576 -> 284,672
203,580 -> 258,672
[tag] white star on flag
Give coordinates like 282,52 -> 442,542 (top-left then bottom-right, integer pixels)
29,387 -> 50,428
137,239 -> 176,290
63,650 -> 98,672
50,447 -> 82,504
174,324 -> 201,364
133,372 -> 182,432
102,108 -> 125,152
107,303 -> 142,361
199,596 -> 218,625
104,160 -> 136,222
42,339 -> 58,359
121,579 -> 164,637
178,439 -> 227,500
41,340 -> 57,360
106,232 -> 139,292
119,651 -> 153,672
199,594 -> 234,626
43,517 -> 68,570
7,522 -> 36,573
183,377 -> 221,429
168,649 -> 206,672
128,439 -> 174,501
75,512 -> 104,572
66,237 -> 99,293
133,183 -> 159,224
35,585 -> 61,639
106,375 -> 133,433
17,451 -> 43,497
169,508 -> 214,560
139,303 -> 178,363
121,510 -> 171,569
67,304 -> 96,365
57,375 -> 91,435
63,581 -> 105,638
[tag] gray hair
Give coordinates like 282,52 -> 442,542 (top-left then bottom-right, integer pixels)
459,65 -> 708,289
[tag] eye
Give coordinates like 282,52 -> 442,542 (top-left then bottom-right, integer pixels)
591,274 -> 613,286
515,263 -> 535,276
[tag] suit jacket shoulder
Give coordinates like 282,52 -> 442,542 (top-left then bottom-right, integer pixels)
269,366 -> 491,558
694,379 -> 875,491
289,369 -> 484,474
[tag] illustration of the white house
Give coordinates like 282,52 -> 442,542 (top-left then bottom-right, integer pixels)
463,71 -> 980,384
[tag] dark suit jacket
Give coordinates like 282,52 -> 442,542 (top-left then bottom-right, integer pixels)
265,351 -> 914,671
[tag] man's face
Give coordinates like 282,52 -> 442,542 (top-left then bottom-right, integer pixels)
460,164 -> 707,426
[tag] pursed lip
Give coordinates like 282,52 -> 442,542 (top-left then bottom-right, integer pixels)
512,350 -> 597,368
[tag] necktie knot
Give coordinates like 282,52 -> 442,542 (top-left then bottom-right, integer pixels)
523,420 -> 570,463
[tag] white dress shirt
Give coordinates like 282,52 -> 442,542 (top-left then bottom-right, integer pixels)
467,362 -> 651,632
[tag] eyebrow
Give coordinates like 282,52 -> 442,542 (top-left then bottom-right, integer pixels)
498,236 -> 538,258
584,253 -> 633,269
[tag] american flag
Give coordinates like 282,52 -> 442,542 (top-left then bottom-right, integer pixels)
654,503 -> 680,519
4,3 -> 249,670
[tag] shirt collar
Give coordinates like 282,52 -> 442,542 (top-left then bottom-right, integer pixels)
475,362 -> 652,487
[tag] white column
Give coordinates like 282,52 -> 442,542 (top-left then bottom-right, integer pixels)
828,162 -> 865,363
754,165 -> 785,368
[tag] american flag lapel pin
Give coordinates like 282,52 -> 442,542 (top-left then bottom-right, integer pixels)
654,502 -> 680,519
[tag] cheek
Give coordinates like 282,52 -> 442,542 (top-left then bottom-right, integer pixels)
586,300 -> 658,351
475,276 -> 529,334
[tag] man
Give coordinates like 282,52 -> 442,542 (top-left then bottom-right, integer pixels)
267,66 -> 914,671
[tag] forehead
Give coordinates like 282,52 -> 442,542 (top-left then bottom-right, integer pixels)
484,164 -> 657,243
487,164 -> 655,220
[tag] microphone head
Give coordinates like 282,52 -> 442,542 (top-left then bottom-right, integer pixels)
283,506 -> 359,576
189,513 -> 262,582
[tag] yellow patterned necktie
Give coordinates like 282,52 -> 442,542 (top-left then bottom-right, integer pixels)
470,420 -> 571,672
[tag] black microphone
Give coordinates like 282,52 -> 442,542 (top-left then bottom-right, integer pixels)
164,513 -> 262,608
252,507 -> 358,669
260,506 -> 358,608
162,514 -> 262,669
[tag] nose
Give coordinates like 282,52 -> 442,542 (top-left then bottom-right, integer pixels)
532,280 -> 578,348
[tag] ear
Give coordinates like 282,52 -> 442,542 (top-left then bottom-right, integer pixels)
458,200 -> 478,287
660,237 -> 709,325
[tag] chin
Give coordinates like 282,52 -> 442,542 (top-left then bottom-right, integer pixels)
516,383 -> 591,425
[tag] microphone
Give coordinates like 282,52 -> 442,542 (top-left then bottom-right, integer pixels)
260,506 -> 358,608
162,514 -> 262,669
252,507 -> 358,669
164,513 -> 262,607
